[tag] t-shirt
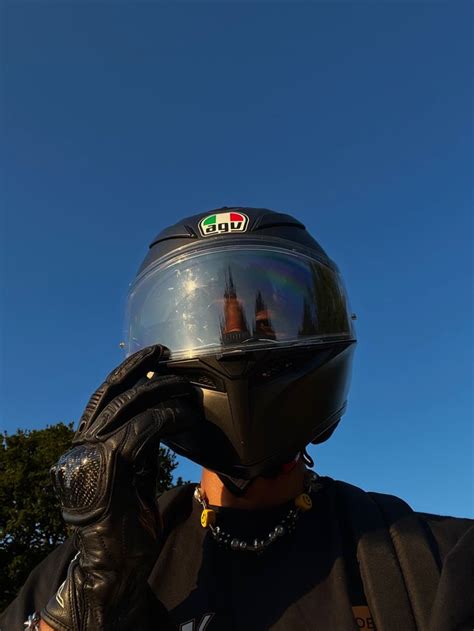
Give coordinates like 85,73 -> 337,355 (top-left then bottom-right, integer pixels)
1,477 -> 473,631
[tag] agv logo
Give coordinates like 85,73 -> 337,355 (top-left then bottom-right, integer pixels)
199,211 -> 249,237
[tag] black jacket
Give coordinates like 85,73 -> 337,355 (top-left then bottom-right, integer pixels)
1,478 -> 473,631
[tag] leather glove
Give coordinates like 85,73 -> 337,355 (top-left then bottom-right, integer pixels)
41,345 -> 199,631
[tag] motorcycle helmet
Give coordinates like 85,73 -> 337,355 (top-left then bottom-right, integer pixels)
123,207 -> 356,480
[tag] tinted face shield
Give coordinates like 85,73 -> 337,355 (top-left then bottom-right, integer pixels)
124,244 -> 353,359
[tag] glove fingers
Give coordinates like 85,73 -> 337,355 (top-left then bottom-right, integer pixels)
104,396 -> 200,474
78,374 -> 195,441
128,396 -> 201,458
77,382 -> 109,435
76,345 -> 170,435
106,345 -> 169,386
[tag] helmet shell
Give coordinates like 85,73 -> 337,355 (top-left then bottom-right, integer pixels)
138,207 -> 336,276
132,207 -> 356,478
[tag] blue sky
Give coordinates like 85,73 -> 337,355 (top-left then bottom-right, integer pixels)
1,3 -> 472,517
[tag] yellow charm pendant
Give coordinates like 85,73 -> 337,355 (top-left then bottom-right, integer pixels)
200,508 -> 216,528
295,493 -> 312,511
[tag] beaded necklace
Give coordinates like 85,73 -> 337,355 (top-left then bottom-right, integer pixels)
194,470 -> 322,554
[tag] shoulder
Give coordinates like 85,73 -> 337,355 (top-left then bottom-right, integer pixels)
329,477 -> 473,557
157,482 -> 197,511
0,538 -> 75,628
157,483 -> 197,516
157,483 -> 197,537
330,478 -> 473,629
416,511 -> 473,561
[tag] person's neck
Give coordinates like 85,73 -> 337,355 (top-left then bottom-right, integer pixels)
200,461 -> 307,510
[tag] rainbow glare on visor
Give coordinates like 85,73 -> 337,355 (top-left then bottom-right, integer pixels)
124,245 -> 353,359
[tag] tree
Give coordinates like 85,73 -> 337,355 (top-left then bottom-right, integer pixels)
0,422 -> 184,611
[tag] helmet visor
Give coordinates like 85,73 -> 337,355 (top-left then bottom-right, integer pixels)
124,245 -> 353,359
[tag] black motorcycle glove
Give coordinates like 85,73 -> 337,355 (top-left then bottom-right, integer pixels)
41,345 -> 199,631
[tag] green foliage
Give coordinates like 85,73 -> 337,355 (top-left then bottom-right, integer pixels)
0,422 -> 183,611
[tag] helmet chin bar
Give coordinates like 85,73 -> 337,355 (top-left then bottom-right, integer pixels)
160,341 -> 354,480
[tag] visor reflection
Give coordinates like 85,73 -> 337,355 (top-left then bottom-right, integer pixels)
126,247 -> 351,358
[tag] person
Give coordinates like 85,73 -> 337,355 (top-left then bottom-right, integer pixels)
1,207 -> 472,631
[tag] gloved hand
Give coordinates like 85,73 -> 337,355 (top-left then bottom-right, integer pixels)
41,345 -> 199,631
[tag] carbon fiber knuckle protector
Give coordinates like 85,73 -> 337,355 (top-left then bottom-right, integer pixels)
52,444 -> 104,512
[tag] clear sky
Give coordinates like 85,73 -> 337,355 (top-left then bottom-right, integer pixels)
1,2 -> 472,517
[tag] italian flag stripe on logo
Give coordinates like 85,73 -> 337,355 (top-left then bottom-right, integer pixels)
203,215 -> 217,226
203,212 -> 245,225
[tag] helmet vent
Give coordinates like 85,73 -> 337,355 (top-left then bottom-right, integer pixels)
253,212 -> 305,231
185,372 -> 224,391
254,358 -> 296,382
252,347 -> 336,384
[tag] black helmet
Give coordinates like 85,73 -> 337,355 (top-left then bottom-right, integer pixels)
124,207 -> 356,479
